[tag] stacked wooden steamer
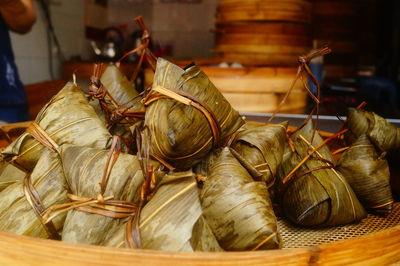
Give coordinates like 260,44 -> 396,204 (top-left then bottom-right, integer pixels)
312,0 -> 360,80
212,0 -> 312,113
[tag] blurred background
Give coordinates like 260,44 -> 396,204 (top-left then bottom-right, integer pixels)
5,0 -> 400,122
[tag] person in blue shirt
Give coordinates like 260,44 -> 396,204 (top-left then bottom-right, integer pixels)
0,0 -> 36,123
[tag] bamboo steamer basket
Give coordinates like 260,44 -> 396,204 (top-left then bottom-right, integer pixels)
145,64 -> 307,113
200,66 -> 307,113
215,0 -> 312,66
216,0 -> 312,24
0,122 -> 400,265
215,22 -> 312,67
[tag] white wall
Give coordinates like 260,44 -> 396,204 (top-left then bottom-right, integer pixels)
107,0 -> 218,60
10,0 -> 86,85
10,0 -> 218,85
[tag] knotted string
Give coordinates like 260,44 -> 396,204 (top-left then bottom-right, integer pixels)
118,16 -> 157,81
142,85 -> 222,148
42,136 -> 138,224
268,47 -> 331,148
20,122 -> 60,239
89,63 -> 146,129
125,127 -> 157,249
282,128 -> 348,184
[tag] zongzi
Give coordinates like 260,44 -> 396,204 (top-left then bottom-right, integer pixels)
143,58 -> 244,170
337,134 -> 393,216
231,122 -> 288,186
54,142 -> 144,245
200,147 -> 281,251
346,108 -> 400,151
1,82 -> 112,171
277,120 -> 367,226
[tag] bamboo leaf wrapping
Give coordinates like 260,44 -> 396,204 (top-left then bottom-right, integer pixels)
0,149 -> 67,237
145,58 -> 244,169
345,108 -> 371,145
193,149 -> 220,177
105,171 -> 222,252
337,134 -> 393,216
277,120 -> 367,226
1,83 -> 112,171
346,108 -> 400,151
0,161 -> 26,192
200,147 -> 281,251
368,112 -> 400,151
100,64 -> 144,112
59,145 -> 144,245
89,99 -> 135,153
231,122 -> 288,184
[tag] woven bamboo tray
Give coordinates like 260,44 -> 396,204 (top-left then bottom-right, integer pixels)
0,122 -> 400,265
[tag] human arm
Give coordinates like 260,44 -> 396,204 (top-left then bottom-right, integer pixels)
0,0 -> 36,34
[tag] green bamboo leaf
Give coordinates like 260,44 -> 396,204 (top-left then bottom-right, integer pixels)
59,144 -> 144,245
346,108 -> 400,151
145,58 -> 244,170
1,83 -> 112,171
0,161 -> 26,191
100,64 -> 144,111
231,122 -> 288,184
0,149 -> 67,238
105,171 -> 222,252
337,134 -> 393,216
277,120 -> 367,226
200,147 -> 281,251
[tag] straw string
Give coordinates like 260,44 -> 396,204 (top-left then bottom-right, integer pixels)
252,231 -> 278,251
371,200 -> 394,209
42,136 -> 138,223
229,147 -> 264,181
26,122 -> 59,152
89,17 -> 154,126
23,173 -> 60,240
142,85 -> 222,148
89,64 -> 146,129
117,16 -> 157,79
282,128 -> 348,184
150,152 -> 176,172
268,47 -> 331,124
125,127 -> 157,249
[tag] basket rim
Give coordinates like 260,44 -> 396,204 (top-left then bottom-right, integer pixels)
0,224 -> 399,265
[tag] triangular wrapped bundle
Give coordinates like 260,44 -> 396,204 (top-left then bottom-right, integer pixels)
89,65 -> 146,152
0,161 -> 26,191
200,147 -> 281,251
277,120 -> 367,226
337,134 -> 393,216
231,122 -> 288,185
143,58 -> 244,170
346,108 -> 400,151
100,64 -> 144,113
1,83 -> 112,171
105,171 -> 222,252
0,149 -> 67,238
57,144 -> 144,245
